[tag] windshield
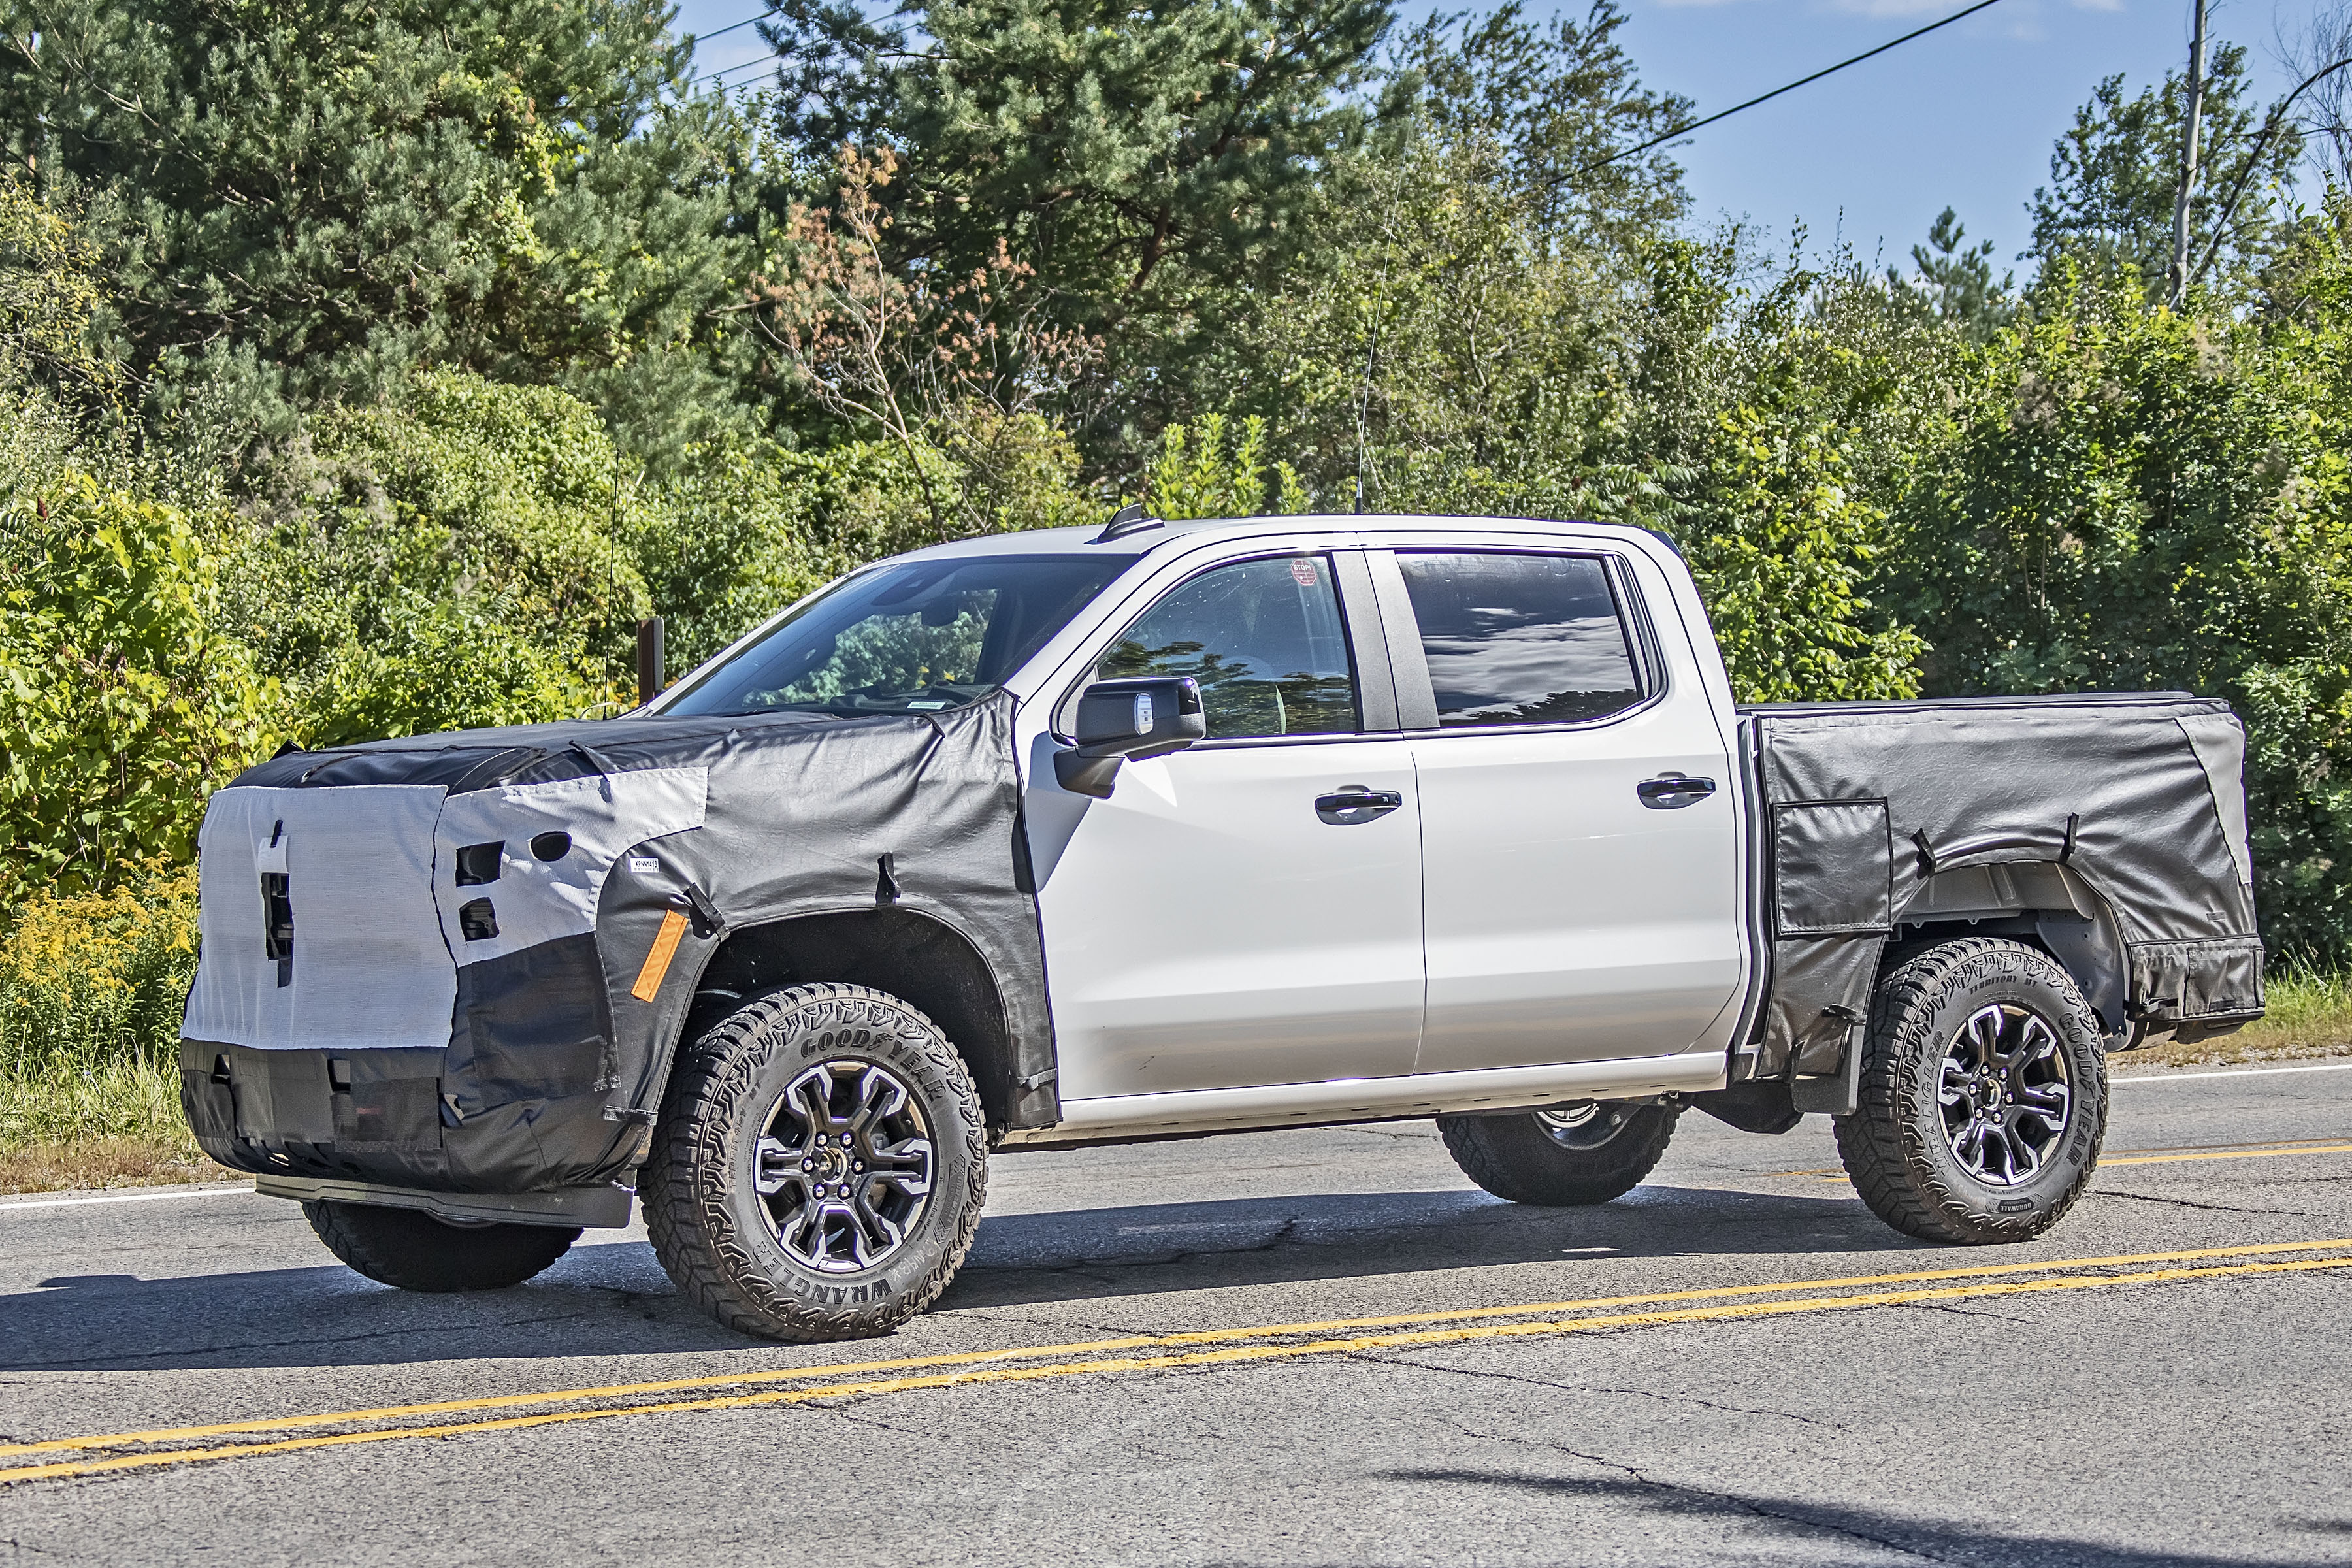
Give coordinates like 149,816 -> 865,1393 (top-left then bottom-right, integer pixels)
659,553 -> 1137,718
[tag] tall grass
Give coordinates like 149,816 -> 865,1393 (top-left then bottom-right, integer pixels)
2119,962 -> 2352,1070
0,863 -> 207,1185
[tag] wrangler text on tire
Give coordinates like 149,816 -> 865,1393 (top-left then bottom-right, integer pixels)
640,983 -> 990,1342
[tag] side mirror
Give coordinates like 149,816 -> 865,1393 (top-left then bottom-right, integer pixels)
1054,677 -> 1207,798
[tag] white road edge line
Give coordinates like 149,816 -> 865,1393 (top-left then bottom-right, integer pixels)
0,1186 -> 256,1214
2113,1061 -> 2352,1085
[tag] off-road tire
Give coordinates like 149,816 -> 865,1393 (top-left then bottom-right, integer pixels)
1437,1100 -> 1681,1206
302,1200 -> 580,1292
1836,937 -> 2107,1245
640,983 -> 988,1342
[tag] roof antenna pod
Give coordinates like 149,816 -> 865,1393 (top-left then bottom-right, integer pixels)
1093,502 -> 1162,544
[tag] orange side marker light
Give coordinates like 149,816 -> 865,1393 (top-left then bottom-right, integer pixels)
632,909 -> 689,1002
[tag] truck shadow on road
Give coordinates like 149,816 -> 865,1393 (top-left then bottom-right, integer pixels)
939,1183 -> 1921,1311
1370,1471 -> 2332,1567
1,1184 -> 1906,1373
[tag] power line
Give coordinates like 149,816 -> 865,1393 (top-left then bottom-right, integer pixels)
696,52 -> 771,85
2189,54 -> 2352,289
1567,0 -> 2010,182
688,12 -> 766,43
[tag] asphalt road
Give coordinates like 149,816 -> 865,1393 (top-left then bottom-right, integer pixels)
3,1061 -> 2349,1567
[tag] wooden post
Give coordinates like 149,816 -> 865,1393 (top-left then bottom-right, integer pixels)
636,616 -> 664,707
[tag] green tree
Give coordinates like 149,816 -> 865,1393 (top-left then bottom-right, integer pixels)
0,476 -> 273,898
1891,208 -> 2014,344
0,0 -> 760,463
1145,413 -> 1296,517
218,371 -> 647,743
2025,43 -> 2301,295
1679,410 -> 1926,703
1207,1 -> 1690,515
1893,252 -> 2352,954
759,0 -> 1390,424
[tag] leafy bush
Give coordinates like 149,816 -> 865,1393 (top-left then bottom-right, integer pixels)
0,863 -> 202,1173
1893,251 -> 2352,955
0,476 -> 275,899
0,862 -> 196,1079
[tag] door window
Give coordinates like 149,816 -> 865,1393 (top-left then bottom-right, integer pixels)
1396,552 -> 1643,728
1095,555 -> 1358,738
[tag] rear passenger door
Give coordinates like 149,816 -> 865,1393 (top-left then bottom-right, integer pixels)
1382,547 -> 1744,1073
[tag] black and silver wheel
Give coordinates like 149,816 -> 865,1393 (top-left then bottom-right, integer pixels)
1437,1098 -> 1680,1206
641,983 -> 988,1342
1837,937 -> 2106,1244
302,1201 -> 580,1292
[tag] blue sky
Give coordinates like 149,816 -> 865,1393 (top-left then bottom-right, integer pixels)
666,0 -> 2320,273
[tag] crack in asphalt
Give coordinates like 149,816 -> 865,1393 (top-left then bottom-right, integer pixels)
0,1308 -> 609,1373
1895,1299 -> 2037,1325
1345,1350 -> 1849,1433
964,1217 -> 1304,1277
2092,1188 -> 2302,1217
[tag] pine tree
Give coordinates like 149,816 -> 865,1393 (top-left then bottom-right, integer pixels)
0,0 -> 760,461
1892,208 -> 2014,344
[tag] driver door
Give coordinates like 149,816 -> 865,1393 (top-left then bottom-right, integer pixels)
1029,550 -> 1425,1102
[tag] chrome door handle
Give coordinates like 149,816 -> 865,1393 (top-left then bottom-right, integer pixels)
1637,775 -> 1716,809
1315,786 -> 1404,825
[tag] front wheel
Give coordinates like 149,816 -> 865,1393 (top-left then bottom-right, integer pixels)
1437,1098 -> 1680,1206
640,983 -> 989,1342
303,1200 -> 580,1292
1836,937 -> 2107,1244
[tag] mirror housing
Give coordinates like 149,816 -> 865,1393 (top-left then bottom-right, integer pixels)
1054,677 -> 1207,798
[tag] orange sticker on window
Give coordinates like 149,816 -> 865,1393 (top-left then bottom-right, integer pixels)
631,909 -> 689,1002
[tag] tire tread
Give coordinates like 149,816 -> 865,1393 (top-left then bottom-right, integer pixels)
638,982 -> 988,1342
1835,937 -> 2106,1245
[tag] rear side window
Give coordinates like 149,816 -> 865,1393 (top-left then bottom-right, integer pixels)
1396,552 -> 1643,728
1095,555 -> 1358,738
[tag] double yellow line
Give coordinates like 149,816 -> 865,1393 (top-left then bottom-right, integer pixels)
8,1237 -> 2351,1487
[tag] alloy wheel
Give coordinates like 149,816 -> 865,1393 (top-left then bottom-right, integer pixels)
1535,1100 -> 1636,1151
1938,1002 -> 2074,1186
753,1060 -> 936,1272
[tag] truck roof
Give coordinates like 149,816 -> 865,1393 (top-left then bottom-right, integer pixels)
886,514 -> 1670,563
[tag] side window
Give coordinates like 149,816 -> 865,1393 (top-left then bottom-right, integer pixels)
1396,552 -> 1644,728
1094,555 -> 1358,738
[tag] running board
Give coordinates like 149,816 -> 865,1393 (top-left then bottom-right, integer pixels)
996,1049 -> 1733,1148
255,1175 -> 633,1230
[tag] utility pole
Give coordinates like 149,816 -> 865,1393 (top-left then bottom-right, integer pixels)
2166,0 -> 2209,308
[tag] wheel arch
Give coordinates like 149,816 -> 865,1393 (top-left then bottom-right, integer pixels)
670,908 -> 1029,1132
1887,860 -> 2131,1042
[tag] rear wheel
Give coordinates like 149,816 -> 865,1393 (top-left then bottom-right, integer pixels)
1438,1098 -> 1680,1206
640,983 -> 988,1342
303,1200 -> 580,1292
1836,937 -> 2107,1244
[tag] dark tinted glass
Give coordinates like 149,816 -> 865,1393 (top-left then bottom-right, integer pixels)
662,554 -> 1133,717
1397,552 -> 1642,727
1096,555 -> 1357,738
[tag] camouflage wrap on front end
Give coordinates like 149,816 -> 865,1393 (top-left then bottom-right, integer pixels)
180,694 -> 1053,1194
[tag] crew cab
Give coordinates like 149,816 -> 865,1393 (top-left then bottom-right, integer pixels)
180,513 -> 2263,1339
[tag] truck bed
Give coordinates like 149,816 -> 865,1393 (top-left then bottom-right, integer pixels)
1740,693 -> 2262,1088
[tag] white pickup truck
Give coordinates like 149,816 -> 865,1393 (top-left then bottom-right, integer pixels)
180,512 -> 2264,1341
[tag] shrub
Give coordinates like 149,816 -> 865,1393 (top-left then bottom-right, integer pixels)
0,862 -> 197,1081
0,475 -> 275,900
